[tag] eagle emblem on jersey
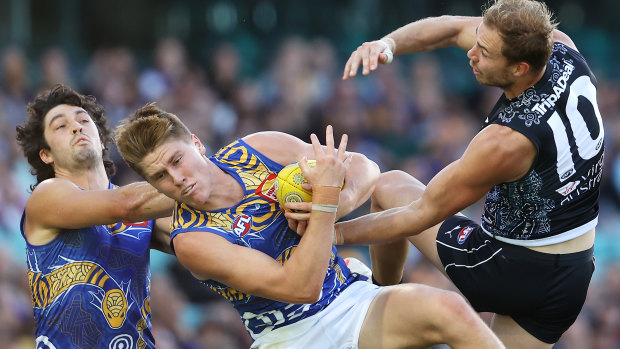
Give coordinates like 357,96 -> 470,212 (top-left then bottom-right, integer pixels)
28,258 -> 132,329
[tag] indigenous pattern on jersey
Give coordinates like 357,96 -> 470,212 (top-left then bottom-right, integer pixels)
482,42 -> 604,245
170,139 -> 358,340
21,183 -> 156,349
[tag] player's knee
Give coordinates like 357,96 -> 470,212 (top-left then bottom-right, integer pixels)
436,290 -> 475,320
371,170 -> 424,211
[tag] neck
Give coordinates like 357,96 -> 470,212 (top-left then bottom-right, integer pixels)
504,66 -> 546,99
54,162 -> 110,190
196,160 -> 245,211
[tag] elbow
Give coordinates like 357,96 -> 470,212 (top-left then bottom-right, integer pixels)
294,284 -> 323,304
286,279 -> 323,304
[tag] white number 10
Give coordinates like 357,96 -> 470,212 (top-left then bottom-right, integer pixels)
547,75 -> 604,182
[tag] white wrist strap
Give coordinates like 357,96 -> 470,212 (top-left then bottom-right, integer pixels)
378,39 -> 394,64
312,204 -> 339,213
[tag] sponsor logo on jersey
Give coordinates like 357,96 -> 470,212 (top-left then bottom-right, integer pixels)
233,215 -> 253,236
255,172 -> 278,203
532,61 -> 575,115
556,180 -> 580,196
457,227 -> 474,244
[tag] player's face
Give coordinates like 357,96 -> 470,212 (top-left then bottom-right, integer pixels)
141,135 -> 212,208
41,104 -> 104,170
467,22 -> 516,89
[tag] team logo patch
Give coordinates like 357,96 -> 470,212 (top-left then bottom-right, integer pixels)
556,180 -> 580,196
255,172 -> 279,203
457,227 -> 474,244
233,215 -> 253,236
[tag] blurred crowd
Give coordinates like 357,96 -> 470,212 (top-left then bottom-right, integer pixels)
1,34 -> 620,348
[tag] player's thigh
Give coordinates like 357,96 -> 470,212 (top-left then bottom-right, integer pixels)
491,314 -> 554,349
358,284 -> 460,349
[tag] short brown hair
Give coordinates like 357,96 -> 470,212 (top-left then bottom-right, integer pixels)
115,103 -> 192,178
16,84 -> 116,190
483,0 -> 557,71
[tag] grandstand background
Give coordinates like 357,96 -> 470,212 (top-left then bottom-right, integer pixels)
0,0 -> 618,348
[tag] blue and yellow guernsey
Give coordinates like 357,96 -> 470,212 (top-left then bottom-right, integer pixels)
170,139 -> 360,339
21,183 -> 156,349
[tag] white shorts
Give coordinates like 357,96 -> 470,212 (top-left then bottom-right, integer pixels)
250,281 -> 382,349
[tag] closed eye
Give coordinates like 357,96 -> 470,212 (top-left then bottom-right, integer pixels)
151,171 -> 167,182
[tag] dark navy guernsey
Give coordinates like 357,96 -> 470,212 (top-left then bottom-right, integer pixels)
481,42 -> 604,246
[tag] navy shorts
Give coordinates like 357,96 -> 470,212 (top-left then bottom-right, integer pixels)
436,216 -> 595,344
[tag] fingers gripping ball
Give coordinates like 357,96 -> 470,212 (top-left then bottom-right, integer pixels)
276,160 -> 316,209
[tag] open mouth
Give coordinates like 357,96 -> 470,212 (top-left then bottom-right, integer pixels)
182,184 -> 195,195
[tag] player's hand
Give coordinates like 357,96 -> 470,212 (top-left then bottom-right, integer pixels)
299,125 -> 350,188
284,205 -> 311,235
343,39 -> 394,80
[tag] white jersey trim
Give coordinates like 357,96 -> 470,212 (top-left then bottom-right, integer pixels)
481,216 -> 597,247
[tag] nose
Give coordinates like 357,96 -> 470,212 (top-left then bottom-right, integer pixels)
467,45 -> 477,62
72,121 -> 83,134
170,170 -> 185,186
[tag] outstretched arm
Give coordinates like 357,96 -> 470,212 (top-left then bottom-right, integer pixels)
24,180 -> 175,245
338,125 -> 536,245
343,16 -> 481,79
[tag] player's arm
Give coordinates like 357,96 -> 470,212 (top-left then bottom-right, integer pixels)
173,204 -> 337,303
150,217 -> 173,254
344,16 -> 481,78
338,125 -> 536,244
24,180 -> 175,244
175,128 -> 347,303
243,131 -> 380,219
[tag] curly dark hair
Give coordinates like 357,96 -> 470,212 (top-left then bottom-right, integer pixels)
16,84 -> 116,191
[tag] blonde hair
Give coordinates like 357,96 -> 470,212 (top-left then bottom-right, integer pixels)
483,0 -> 558,71
115,103 -> 192,178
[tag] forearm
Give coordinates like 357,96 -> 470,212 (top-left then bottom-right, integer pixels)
118,182 -> 175,222
288,212 -> 336,291
385,15 -> 480,54
283,186 -> 341,301
340,192 -> 455,245
337,205 -> 417,245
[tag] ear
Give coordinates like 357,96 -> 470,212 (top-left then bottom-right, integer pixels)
191,134 -> 207,156
513,61 -> 531,77
39,148 -> 54,165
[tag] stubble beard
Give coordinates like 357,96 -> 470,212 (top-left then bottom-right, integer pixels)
73,147 -> 100,169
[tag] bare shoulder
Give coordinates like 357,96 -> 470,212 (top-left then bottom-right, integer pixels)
242,131 -> 311,165
468,125 -> 536,182
553,29 -> 578,52
477,124 -> 535,154
24,179 -> 77,243
27,178 -> 78,207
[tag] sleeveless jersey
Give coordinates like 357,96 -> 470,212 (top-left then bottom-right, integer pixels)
481,42 -> 604,246
169,139 -> 359,340
21,183 -> 157,349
